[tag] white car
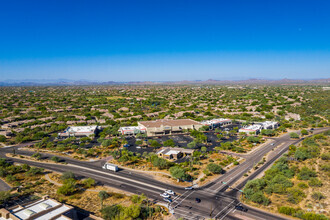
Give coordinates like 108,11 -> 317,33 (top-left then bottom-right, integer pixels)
160,193 -> 170,198
136,146 -> 142,149
165,190 -> 175,195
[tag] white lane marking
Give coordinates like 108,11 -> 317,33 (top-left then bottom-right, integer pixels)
174,208 -> 209,219
68,164 -> 167,191
213,200 -> 235,219
219,205 -> 236,220
175,190 -> 195,206
172,190 -> 189,203
81,171 -> 162,195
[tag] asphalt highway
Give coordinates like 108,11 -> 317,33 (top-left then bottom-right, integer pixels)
0,127 -> 328,220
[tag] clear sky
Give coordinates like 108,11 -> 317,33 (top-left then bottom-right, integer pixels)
0,0 -> 329,81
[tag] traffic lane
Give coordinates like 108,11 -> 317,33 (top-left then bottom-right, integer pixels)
171,190 -> 238,218
0,150 -> 187,194
231,206 -> 291,220
3,156 -> 171,198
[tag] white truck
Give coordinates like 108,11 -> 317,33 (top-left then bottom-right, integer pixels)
102,163 -> 119,172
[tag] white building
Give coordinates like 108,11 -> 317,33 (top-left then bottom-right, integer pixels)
58,125 -> 99,138
201,118 -> 232,128
118,126 -> 146,136
239,121 -> 278,135
260,121 -> 279,129
0,195 -> 74,220
239,124 -> 263,135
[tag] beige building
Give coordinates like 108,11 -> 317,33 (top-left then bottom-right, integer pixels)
157,147 -> 195,160
138,119 -> 203,137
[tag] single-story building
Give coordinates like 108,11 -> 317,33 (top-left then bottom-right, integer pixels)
0,195 -> 75,220
157,147 -> 195,160
259,121 -> 279,129
239,124 -> 263,135
138,119 -> 203,137
58,125 -> 100,138
118,126 -> 146,136
239,121 -> 278,135
201,118 -> 232,128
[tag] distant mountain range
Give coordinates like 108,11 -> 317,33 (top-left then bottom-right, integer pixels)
0,78 -> 329,86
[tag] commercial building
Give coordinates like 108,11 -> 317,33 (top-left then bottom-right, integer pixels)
138,119 -> 203,137
260,121 -> 279,129
118,126 -> 146,136
0,195 -> 74,220
58,126 -> 100,138
239,124 -> 263,135
239,121 -> 278,135
201,118 -> 232,128
157,147 -> 195,161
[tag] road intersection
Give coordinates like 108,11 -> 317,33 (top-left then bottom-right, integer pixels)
0,127 -> 328,219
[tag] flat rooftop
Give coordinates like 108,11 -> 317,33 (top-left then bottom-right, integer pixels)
1,198 -> 73,220
139,119 -> 201,128
66,126 -> 97,133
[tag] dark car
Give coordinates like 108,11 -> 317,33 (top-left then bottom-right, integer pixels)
195,198 -> 201,203
235,205 -> 248,212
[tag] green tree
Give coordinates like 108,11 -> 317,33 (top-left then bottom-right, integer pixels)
101,205 -> 121,220
169,166 -> 189,181
163,139 -> 175,147
57,178 -> 76,196
301,129 -> 308,136
151,156 -> 167,169
207,163 -> 222,174
289,132 -> 299,139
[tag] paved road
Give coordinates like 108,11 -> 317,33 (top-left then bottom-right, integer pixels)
0,127 -> 328,220
0,178 -> 11,191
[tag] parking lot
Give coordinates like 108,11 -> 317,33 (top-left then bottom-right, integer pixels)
123,125 -> 240,155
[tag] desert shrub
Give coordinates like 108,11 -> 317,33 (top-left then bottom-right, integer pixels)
320,153 -> 330,160
278,206 -> 296,216
287,188 -> 306,204
297,167 -> 317,180
82,178 -> 96,188
61,171 -> 76,180
26,167 -> 44,176
250,191 -> 271,206
311,192 -> 325,201
308,178 -> 322,187
297,182 -> 309,189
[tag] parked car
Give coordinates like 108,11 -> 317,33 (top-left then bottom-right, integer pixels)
136,146 -> 141,149
184,186 -> 194,190
195,198 -> 201,203
165,190 -> 175,195
235,205 -> 248,212
160,193 -> 170,198
123,144 -> 130,147
163,198 -> 172,203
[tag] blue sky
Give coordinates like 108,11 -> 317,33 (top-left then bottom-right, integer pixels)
0,0 -> 329,81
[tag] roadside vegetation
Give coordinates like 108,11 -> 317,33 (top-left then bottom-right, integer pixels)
242,131 -> 330,220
